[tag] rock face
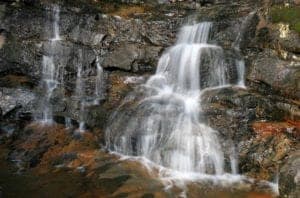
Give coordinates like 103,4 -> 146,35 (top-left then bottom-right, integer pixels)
279,151 -> 300,198
0,0 -> 183,126
0,88 -> 35,118
0,0 -> 299,197
248,48 -> 300,99
102,42 -> 162,72
197,0 -> 300,191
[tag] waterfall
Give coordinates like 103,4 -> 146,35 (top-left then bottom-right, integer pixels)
51,5 -> 61,41
236,60 -> 246,87
94,55 -> 104,105
75,49 -> 84,98
39,5 -> 62,124
75,49 -> 86,132
95,56 -> 104,97
41,56 -> 56,123
65,117 -> 72,129
232,12 -> 256,88
106,22 -> 237,175
70,48 -> 105,131
36,4 -> 105,129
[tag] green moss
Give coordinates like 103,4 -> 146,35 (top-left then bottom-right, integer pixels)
270,6 -> 300,34
294,21 -> 300,33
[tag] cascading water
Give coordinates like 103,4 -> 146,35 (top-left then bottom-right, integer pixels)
74,49 -> 86,132
94,55 -> 104,105
235,59 -> 246,87
37,5 -> 105,129
71,49 -> 105,131
106,22 -> 236,175
73,50 -> 104,132
51,5 -> 61,42
39,5 -> 62,123
232,11 -> 256,88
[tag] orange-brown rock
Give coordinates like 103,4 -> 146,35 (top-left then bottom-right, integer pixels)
252,121 -> 300,138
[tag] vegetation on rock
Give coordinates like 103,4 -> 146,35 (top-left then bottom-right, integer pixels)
270,6 -> 300,34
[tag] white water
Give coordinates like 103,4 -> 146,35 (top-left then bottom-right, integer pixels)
39,5 -> 106,128
107,22 -> 235,175
75,49 -> 84,98
51,5 -> 61,41
72,49 -> 106,131
236,60 -> 246,88
75,49 -> 86,133
41,56 -> 56,123
176,22 -> 212,44
40,5 -> 62,124
106,21 -> 279,196
232,12 -> 256,88
65,117 -> 72,128
95,56 -> 103,97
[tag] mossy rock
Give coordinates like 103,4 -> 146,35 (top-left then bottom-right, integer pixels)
270,6 -> 300,34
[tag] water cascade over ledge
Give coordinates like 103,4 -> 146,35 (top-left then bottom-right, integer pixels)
38,5 -> 62,124
106,22 -> 238,175
35,5 -> 105,130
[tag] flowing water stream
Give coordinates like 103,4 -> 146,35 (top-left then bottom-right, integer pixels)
233,11 -> 256,88
105,21 -> 281,197
106,22 -> 236,175
39,5 -> 62,124
37,5 -> 105,129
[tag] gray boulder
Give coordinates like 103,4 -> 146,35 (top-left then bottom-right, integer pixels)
0,88 -> 36,117
102,42 -> 162,72
248,49 -> 300,99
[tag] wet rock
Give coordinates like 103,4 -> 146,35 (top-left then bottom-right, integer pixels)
0,88 -> 35,118
6,123 -> 100,171
0,39 -> 43,81
84,105 -> 109,129
102,42 -> 162,72
52,152 -> 78,166
102,43 -> 140,71
0,74 -> 36,88
0,1 -> 182,126
238,120 -> 299,181
96,175 -> 131,194
1,6 -> 45,41
276,29 -> 300,54
200,87 -> 299,180
76,166 -> 86,173
252,121 -> 300,138
0,123 -> 17,137
201,87 -> 286,139
104,71 -> 141,111
279,151 -> 300,198
248,49 -> 300,99
68,15 -> 106,46
0,120 -> 282,198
